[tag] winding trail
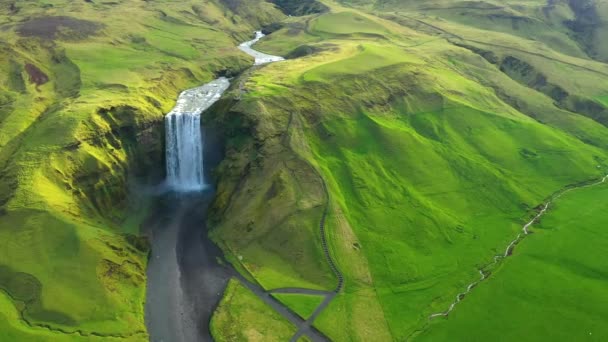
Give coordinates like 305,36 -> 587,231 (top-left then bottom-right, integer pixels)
229,271 -> 331,342
281,116 -> 346,341
429,174 -> 608,319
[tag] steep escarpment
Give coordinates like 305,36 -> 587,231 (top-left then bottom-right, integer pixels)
352,0 -> 608,62
495,55 -> 608,127
206,90 -> 336,292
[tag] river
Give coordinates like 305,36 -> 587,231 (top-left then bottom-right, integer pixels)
145,32 -> 284,342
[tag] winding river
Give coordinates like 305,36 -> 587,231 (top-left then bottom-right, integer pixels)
145,32 -> 283,342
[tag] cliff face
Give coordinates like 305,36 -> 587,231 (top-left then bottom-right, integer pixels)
0,0 -> 284,339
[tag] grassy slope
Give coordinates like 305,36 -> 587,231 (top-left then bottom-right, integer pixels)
210,280 -> 298,342
2,0 -> 607,340
370,0 -> 608,62
211,1 -> 608,340
0,0 -> 283,339
271,293 -> 325,319
417,181 -> 608,341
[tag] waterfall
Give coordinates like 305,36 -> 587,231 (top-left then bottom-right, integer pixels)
164,31 -> 283,192
165,77 -> 230,192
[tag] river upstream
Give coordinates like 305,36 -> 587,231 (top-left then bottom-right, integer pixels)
145,32 -> 284,342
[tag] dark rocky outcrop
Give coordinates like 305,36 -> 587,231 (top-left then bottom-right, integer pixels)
268,0 -> 329,16
24,63 -> 48,87
499,56 -> 568,102
18,16 -> 104,41
564,0 -> 605,62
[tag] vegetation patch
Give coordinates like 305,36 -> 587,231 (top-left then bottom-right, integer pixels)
17,16 -> 103,41
0,265 -> 41,303
311,12 -> 387,36
417,182 -> 608,341
0,264 -> 76,327
210,280 -> 298,342
7,59 -> 25,93
272,293 -> 325,319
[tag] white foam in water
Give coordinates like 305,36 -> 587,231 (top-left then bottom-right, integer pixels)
165,31 -> 283,192
238,31 -> 285,65
165,78 -> 230,192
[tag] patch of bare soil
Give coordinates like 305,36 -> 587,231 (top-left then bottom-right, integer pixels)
18,16 -> 103,41
24,63 -> 49,88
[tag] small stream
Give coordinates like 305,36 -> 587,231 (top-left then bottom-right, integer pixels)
428,174 -> 608,320
145,32 -> 283,342
238,31 -> 285,65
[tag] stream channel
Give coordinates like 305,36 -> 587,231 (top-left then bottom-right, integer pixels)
144,32 -> 284,342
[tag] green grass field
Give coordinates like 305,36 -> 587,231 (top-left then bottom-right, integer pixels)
0,0 -> 283,338
417,181 -> 608,341
209,1 -> 608,340
210,280 -> 298,342
2,0 -> 608,340
272,293 -> 325,319
310,11 -> 387,36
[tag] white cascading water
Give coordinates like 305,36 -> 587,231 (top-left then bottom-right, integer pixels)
165,31 -> 282,192
238,31 -> 285,65
165,78 -> 230,191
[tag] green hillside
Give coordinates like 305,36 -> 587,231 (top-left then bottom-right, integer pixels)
1,0 -> 608,340
210,0 -> 608,340
418,179 -> 608,341
0,0 -> 283,339
211,280 -> 298,342
272,293 -> 325,319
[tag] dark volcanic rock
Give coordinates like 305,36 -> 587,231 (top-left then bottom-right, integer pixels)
269,0 -> 328,16
24,63 -> 49,87
18,16 -> 103,41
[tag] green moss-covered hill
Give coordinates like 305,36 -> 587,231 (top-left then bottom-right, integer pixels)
0,0 -> 284,339
208,0 -> 608,340
2,0 -> 608,341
